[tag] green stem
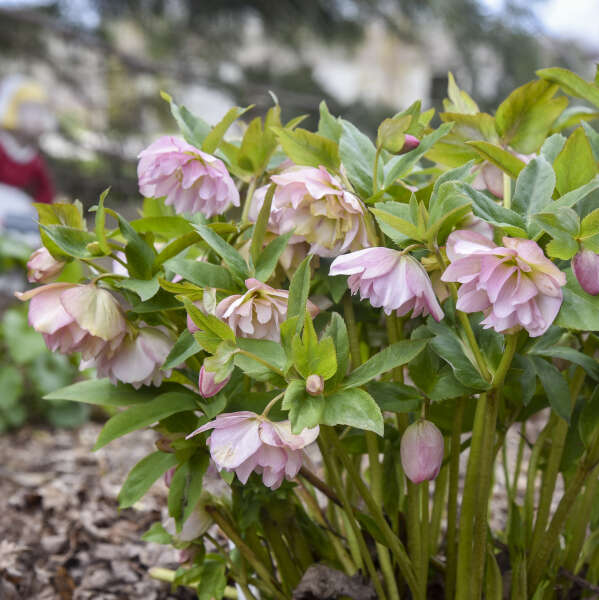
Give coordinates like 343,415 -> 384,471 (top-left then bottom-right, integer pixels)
445,397 -> 465,600
262,515 -> 301,593
502,173 -> 511,210
81,257 -> 108,274
324,427 -> 420,595
343,294 -> 361,370
524,424 -> 550,543
366,431 -> 401,600
455,392 -> 488,599
206,507 -> 286,600
407,479 -> 423,596
430,450 -> 449,556
471,390 -> 499,599
420,481 -> 430,599
318,435 -> 387,599
261,391 -> 285,417
241,178 -> 257,224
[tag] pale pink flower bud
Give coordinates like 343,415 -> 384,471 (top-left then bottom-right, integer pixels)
572,249 -> 599,296
251,166 -> 370,257
399,134 -> 420,154
199,365 -> 230,398
400,420 -> 444,484
216,278 -> 319,342
16,283 -> 126,359
187,412 -> 319,489
441,230 -> 566,337
329,247 -> 444,321
305,374 -> 324,396
27,247 -> 65,283
137,136 -> 240,218
458,213 -> 494,240
472,151 -> 532,199
83,326 -> 174,389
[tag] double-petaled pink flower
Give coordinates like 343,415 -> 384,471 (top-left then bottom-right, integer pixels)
400,420 -> 444,484
572,250 -> 599,296
187,412 -> 319,489
252,165 -> 370,257
441,230 -> 566,337
16,283 -> 126,359
329,247 -> 444,321
83,326 -> 174,389
216,278 -> 319,342
26,247 -> 65,283
137,136 -> 239,217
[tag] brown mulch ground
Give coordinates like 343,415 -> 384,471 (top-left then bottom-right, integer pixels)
0,423 -> 196,600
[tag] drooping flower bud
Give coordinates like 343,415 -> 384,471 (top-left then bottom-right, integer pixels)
572,249 -> 599,296
26,247 -> 65,283
399,134 -> 420,154
329,247 -> 444,321
138,136 -> 239,218
305,374 -> 324,396
198,364 -> 230,398
400,420 -> 444,484
187,412 -> 319,489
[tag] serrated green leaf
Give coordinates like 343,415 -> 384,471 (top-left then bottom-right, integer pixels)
467,141 -> 527,179
287,254 -> 312,325
511,156 -> 556,220
44,379 -> 155,406
163,330 -> 202,370
537,67 -> 599,109
273,127 -> 340,171
339,120 -> 378,197
318,100 -> 342,142
114,276 -> 160,301
192,223 -> 248,282
554,127 -> 597,195
323,388 -> 383,435
161,91 -> 210,148
202,105 -> 253,154
165,258 -> 235,291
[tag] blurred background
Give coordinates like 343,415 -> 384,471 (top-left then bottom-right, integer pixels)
0,0 -> 597,205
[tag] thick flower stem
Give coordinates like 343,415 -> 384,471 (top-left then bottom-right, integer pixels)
343,293 -> 362,370
241,177 -> 257,224
318,435 -> 387,600
406,479 -> 423,596
430,450 -> 449,555
373,147 -> 382,195
445,397 -> 465,600
262,516 -> 302,593
420,481 -> 430,599
502,173 -> 511,210
324,427 -> 420,596
455,393 -> 488,600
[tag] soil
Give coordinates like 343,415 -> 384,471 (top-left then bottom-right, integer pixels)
0,423 -> 196,600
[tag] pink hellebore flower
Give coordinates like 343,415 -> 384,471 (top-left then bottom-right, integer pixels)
216,278 -> 319,342
329,247 -> 444,321
198,364 -> 231,398
400,420 -> 444,484
137,136 -> 239,218
84,326 -> 174,389
187,412 -> 319,489
441,230 -> 566,337
253,165 -> 370,257
572,250 -> 599,296
27,247 -> 65,283
16,283 -> 126,359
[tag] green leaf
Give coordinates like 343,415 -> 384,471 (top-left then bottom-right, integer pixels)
38,224 -> 95,259
318,100 -> 342,142
238,117 -> 276,175
554,127 -> 597,195
530,356 -> 571,422
324,313 -> 350,388
197,560 -> 227,600
131,216 -> 194,238
537,67 -> 599,109
117,213 -> 155,280
579,387 -> 599,448
372,201 -> 414,245
283,380 -> 325,434
540,134 -> 567,163
165,257 -> 235,291
467,141 -> 527,179
582,122 -> 599,161
511,156 -> 556,220
114,276 -> 160,301
161,91 -> 210,148
495,79 -> 567,153
202,105 -> 253,154
235,338 -> 286,381
531,346 -> 599,381
273,127 -> 340,171
141,522 -> 173,544
556,269 -> 599,331
250,183 -> 275,267
552,106 -> 599,132
291,314 -> 337,380
93,392 -> 198,450
323,388 -> 384,435
370,207 -> 422,241
44,379 -> 155,406
118,451 -> 178,509
95,188 -> 110,254
192,224 -> 249,282
287,254 -> 313,324
429,329 -> 490,390
366,381 -> 422,413
444,72 -> 479,114
343,339 -> 427,389
383,122 -> 453,188
580,208 -> 599,252
339,120 -> 378,197
174,452 -> 209,526
377,115 -> 410,153
254,231 -> 293,282
163,330 -> 202,370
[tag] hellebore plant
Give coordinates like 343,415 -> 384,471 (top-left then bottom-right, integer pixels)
18,69 -> 599,599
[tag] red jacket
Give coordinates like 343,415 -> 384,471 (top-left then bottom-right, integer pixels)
0,137 -> 54,204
